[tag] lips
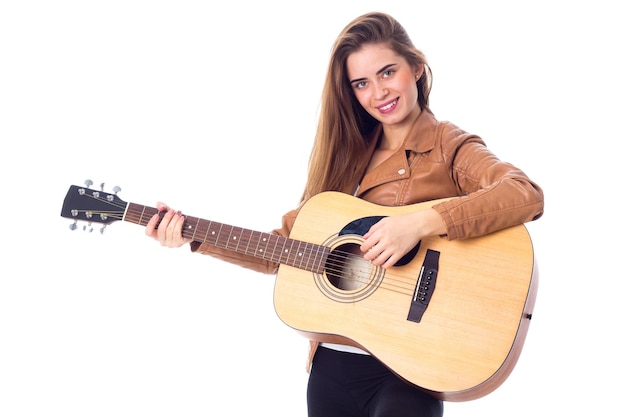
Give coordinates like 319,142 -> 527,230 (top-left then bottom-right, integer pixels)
378,98 -> 398,113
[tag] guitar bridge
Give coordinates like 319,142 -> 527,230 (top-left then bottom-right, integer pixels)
407,249 -> 440,323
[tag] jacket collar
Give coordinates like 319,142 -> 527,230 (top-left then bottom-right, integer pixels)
358,110 -> 439,195
399,109 -> 439,154
366,109 -> 439,154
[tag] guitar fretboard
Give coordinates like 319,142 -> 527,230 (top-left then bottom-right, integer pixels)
124,203 -> 328,273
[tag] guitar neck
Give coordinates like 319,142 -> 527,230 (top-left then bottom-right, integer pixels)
124,202 -> 328,273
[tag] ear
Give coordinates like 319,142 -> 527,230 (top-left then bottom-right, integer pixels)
414,63 -> 424,80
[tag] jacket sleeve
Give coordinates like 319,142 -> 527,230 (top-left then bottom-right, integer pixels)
432,125 -> 544,240
188,206 -> 300,275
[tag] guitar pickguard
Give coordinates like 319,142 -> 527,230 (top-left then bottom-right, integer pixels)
339,215 -> 421,266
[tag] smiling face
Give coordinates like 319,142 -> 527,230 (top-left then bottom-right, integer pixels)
347,43 -> 423,132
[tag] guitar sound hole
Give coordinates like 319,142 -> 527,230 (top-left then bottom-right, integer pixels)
325,243 -> 370,291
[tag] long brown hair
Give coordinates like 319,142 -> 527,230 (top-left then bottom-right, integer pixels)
301,12 -> 433,201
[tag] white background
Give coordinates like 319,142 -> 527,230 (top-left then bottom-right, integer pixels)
1,1 -> 624,415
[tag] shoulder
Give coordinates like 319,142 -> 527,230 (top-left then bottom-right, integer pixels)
436,119 -> 485,151
409,111 -> 484,154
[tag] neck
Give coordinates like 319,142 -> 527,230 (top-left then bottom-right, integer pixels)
380,107 -> 422,150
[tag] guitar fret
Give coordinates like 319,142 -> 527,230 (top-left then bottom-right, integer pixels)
203,221 -> 220,246
268,234 -> 279,262
284,240 -> 295,265
303,242 -> 312,272
257,234 -> 268,259
234,228 -> 243,251
223,226 -> 233,249
312,243 -> 323,272
275,236 -> 284,262
209,223 -> 219,245
190,217 -> 200,241
138,205 -> 147,225
201,220 -> 211,244
225,226 -> 237,251
296,241 -> 305,270
253,232 -> 261,256
244,230 -> 253,256
256,232 -> 268,258
278,237 -> 288,264
292,240 -> 302,267
299,242 -> 307,270
209,221 -> 219,246
227,226 -> 239,250
216,223 -> 225,248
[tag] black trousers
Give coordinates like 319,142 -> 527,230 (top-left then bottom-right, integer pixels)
307,346 -> 444,417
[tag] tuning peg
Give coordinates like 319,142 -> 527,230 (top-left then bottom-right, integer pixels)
100,182 -> 105,191
69,220 -> 78,231
84,179 -> 93,188
112,185 -> 121,194
99,225 -> 107,234
83,222 -> 94,233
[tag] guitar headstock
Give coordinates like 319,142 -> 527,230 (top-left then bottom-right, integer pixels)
60,181 -> 128,232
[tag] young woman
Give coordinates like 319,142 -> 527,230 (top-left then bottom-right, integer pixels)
146,11 -> 544,417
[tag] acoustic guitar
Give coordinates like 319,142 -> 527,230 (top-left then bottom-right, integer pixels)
60,183 -> 538,401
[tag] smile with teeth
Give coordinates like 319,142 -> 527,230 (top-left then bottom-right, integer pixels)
378,99 -> 398,112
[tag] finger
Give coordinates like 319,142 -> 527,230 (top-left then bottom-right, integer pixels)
145,212 -> 160,238
174,212 -> 188,240
157,209 -> 176,243
146,202 -> 169,239
370,248 -> 389,266
166,211 -> 184,243
364,243 -> 386,262
360,233 -> 379,254
381,254 -> 399,269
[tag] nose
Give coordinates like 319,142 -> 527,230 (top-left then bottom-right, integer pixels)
372,81 -> 388,100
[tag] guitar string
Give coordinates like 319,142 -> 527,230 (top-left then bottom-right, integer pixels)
123,204 -> 417,296
167,212 -> 419,296
78,199 -> 419,297
79,204 -> 417,297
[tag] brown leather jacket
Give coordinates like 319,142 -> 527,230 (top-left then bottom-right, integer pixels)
190,110 -> 544,367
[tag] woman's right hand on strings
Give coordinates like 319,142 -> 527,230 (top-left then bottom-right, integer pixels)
145,202 -> 193,248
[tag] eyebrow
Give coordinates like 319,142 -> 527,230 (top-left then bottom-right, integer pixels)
349,63 -> 398,84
